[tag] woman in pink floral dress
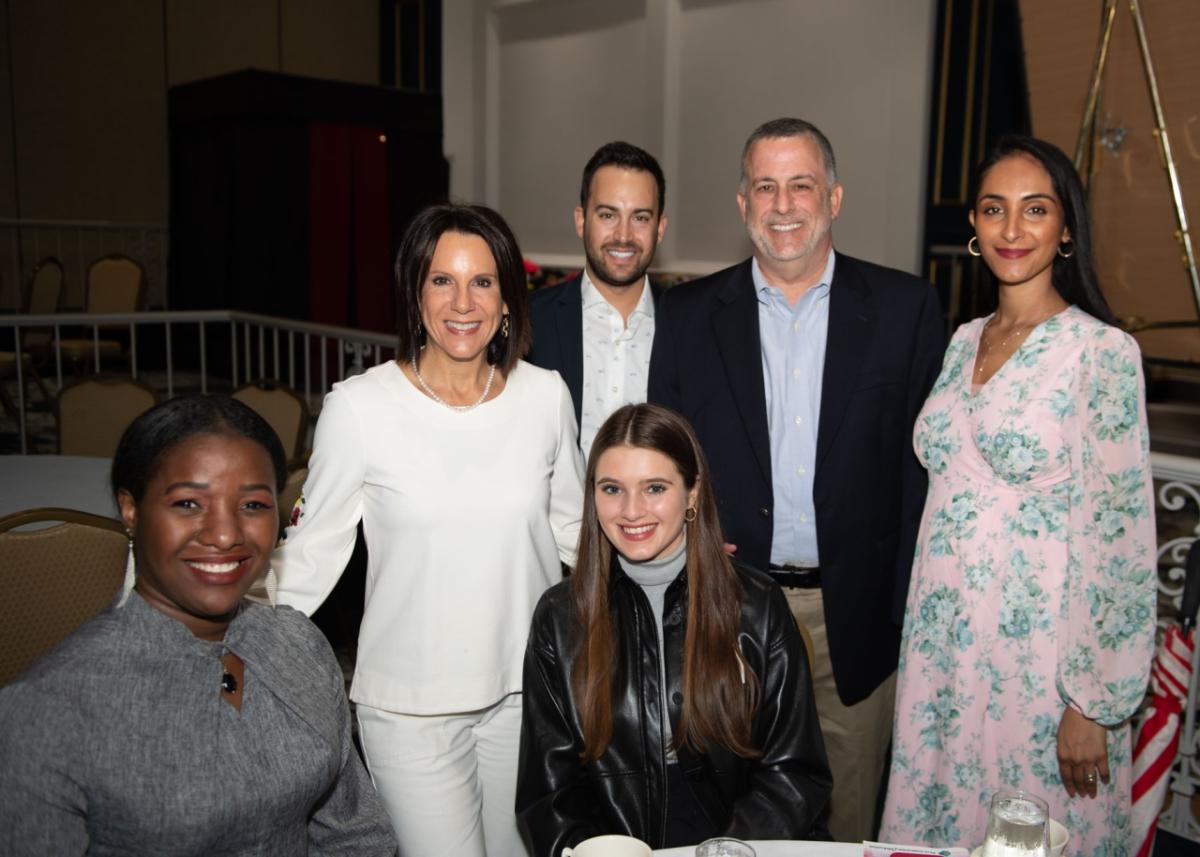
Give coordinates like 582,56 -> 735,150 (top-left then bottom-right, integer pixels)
880,136 -> 1156,853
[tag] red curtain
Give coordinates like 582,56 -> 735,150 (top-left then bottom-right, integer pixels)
307,123 -> 392,333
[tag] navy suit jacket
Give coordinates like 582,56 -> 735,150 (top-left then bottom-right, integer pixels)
526,273 -> 663,432
648,253 -> 945,705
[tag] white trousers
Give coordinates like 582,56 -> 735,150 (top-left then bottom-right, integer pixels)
356,693 -> 528,857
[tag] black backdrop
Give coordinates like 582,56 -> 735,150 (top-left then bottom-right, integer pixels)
168,69 -> 448,329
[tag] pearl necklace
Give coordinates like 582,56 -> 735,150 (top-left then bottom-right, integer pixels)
411,357 -> 496,411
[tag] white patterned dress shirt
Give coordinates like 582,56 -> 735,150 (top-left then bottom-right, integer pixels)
579,272 -> 656,460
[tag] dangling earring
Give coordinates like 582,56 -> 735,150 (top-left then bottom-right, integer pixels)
264,566 -> 279,605
1057,239 -> 1075,258
117,534 -> 136,607
684,507 -> 697,523
967,236 -> 982,257
487,314 -> 511,366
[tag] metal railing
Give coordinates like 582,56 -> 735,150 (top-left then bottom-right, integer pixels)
0,219 -> 169,311
1,310 -> 397,453
1154,452 -> 1200,842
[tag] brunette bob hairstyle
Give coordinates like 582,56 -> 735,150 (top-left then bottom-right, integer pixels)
393,203 -> 533,374
570,403 -> 760,762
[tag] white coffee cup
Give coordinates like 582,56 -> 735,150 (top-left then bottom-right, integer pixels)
1047,818 -> 1069,857
561,834 -> 652,857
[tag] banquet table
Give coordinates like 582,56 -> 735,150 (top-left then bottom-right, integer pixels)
0,454 -> 117,523
653,842 -> 861,857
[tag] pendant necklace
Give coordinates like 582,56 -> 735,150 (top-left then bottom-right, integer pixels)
220,668 -> 238,694
974,311 -> 1055,380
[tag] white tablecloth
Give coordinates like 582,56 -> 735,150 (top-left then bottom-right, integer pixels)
653,842 -> 861,857
0,455 -> 117,522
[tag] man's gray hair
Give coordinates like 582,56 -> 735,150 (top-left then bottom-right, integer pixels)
739,118 -> 838,189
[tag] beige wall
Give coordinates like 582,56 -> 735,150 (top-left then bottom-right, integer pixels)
1,1 -> 939,307
444,0 -> 938,275
0,0 -> 379,307
1022,0 -> 1200,361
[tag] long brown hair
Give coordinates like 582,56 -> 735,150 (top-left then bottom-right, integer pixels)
570,403 -> 761,761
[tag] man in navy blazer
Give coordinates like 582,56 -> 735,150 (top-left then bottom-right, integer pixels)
527,142 -> 667,458
649,119 -> 945,840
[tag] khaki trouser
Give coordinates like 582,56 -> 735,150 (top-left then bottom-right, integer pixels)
785,587 -> 897,842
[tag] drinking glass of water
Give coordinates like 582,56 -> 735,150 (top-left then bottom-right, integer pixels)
695,838 -> 755,857
981,790 -> 1050,857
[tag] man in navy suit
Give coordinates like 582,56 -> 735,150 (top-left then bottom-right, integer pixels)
649,118 -> 945,840
527,142 -> 668,459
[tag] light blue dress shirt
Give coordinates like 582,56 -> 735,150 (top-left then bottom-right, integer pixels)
754,251 -> 835,567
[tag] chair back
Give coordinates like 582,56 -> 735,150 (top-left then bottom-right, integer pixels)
278,465 -> 307,529
85,255 -> 144,314
232,380 -> 310,464
20,257 -> 64,352
26,257 -> 63,314
58,375 -> 158,457
0,507 -> 127,686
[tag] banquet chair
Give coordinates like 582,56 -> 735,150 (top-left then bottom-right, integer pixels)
85,255 -> 146,316
0,507 -> 127,687
57,375 -> 157,457
0,258 -> 63,425
278,465 -> 308,531
233,380 -> 310,468
24,257 -> 65,348
56,255 -> 146,373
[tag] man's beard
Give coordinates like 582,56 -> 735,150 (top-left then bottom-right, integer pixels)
584,242 -> 652,289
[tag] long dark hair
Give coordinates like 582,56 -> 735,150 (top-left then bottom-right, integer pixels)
570,404 -> 761,761
972,135 -> 1116,324
393,203 -> 532,373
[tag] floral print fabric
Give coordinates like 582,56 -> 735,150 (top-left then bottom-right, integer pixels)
880,307 -> 1156,853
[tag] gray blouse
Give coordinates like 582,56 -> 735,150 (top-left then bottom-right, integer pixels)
0,593 -> 397,856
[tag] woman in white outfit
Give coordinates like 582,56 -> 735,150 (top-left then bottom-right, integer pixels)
273,203 -> 584,857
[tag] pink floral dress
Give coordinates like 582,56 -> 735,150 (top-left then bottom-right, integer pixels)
879,306 -> 1157,853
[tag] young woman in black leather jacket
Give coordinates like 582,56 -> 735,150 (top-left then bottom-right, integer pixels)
516,404 -> 832,855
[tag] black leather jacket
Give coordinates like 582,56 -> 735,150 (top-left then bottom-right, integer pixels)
516,560 -> 831,856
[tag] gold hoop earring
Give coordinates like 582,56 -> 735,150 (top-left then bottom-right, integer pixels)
684,507 -> 697,523
1057,240 -> 1075,259
967,236 -> 981,257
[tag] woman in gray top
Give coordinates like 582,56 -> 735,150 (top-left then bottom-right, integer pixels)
0,395 -> 396,856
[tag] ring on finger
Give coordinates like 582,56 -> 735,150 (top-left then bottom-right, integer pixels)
1085,770 -> 1097,783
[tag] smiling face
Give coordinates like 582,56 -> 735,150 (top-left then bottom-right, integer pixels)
419,231 -> 508,366
593,444 -> 699,563
969,152 -> 1069,292
575,165 -> 667,291
737,134 -> 842,277
118,433 -> 279,640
